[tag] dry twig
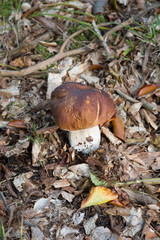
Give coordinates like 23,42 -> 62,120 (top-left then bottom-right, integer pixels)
115,89 -> 159,113
101,126 -> 122,145
0,45 -> 94,77
105,178 -> 160,188
92,20 -> 111,57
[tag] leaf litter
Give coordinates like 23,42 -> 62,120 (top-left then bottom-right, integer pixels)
0,0 -> 160,239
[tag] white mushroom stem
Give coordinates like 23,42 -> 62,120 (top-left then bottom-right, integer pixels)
68,125 -> 101,154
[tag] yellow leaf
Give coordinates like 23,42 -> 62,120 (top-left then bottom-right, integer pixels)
81,186 -> 118,209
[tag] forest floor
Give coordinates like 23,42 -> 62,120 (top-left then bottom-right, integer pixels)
0,0 -> 160,239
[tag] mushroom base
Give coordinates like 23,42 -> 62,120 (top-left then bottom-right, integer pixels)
68,125 -> 100,154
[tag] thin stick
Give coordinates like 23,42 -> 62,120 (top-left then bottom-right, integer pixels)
140,108 -> 158,130
115,89 -> 159,113
97,178 -> 160,188
146,221 -> 160,238
60,28 -> 86,53
104,19 -> 132,41
115,89 -> 139,103
111,178 -> 160,188
92,20 -> 111,57
59,22 -> 112,53
0,45 -> 95,77
142,45 -> 150,73
101,126 -> 122,145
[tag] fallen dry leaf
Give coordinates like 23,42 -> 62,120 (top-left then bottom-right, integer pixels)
136,84 -> 160,98
68,62 -> 90,80
89,64 -> 104,71
8,119 -> 27,129
109,198 -> 126,207
13,172 -> 34,192
10,56 -> 33,68
60,191 -> 75,202
123,207 -> 143,237
36,125 -> 58,134
83,214 -> 98,235
112,115 -> 125,141
143,225 -> 158,239
105,206 -> 132,218
68,163 -> 90,177
81,186 -> 118,209
122,188 -> 159,205
53,179 -> 70,188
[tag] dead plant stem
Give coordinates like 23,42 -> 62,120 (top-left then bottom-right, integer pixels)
105,178 -> 160,188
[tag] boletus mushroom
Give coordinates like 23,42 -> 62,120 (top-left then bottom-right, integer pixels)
50,82 -> 116,154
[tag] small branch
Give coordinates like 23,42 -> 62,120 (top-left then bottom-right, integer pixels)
141,99 -> 159,113
23,4 -> 40,18
133,3 -> 160,19
146,220 -> 160,238
115,89 -> 139,103
23,221 -> 36,227
0,45 -> 95,77
34,16 -> 60,34
115,89 -> 158,113
101,126 -> 122,145
105,178 -> 160,188
60,28 -> 86,53
60,22 -> 112,53
104,19 -> 133,41
92,20 -> 111,57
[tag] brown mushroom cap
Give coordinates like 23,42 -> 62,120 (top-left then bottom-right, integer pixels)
50,82 -> 116,131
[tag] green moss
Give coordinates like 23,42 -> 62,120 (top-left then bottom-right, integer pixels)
67,24 -> 95,49
36,44 -> 53,59
56,37 -> 65,47
68,24 -> 84,34
95,14 -> 106,24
